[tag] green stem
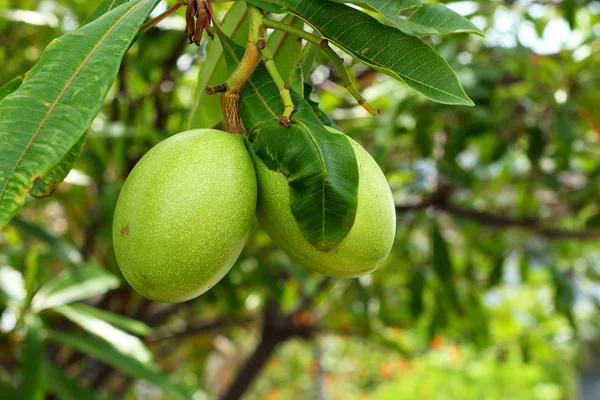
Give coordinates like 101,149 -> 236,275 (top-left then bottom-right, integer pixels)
260,41 -> 295,126
218,4 -> 264,133
264,18 -> 380,117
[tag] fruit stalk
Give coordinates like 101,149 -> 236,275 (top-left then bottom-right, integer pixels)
259,43 -> 295,127
217,5 -> 264,134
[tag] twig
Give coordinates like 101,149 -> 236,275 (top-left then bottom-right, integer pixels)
220,278 -> 332,400
395,192 -> 600,240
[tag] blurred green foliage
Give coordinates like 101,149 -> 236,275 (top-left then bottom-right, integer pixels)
1,1 -> 599,399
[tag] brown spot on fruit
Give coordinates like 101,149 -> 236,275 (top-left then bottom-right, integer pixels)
121,225 -> 130,237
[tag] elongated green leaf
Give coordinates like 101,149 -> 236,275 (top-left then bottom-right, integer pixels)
488,257 -> 505,287
0,0 -> 160,229
66,303 -> 151,336
10,216 -> 83,265
341,0 -> 483,37
29,132 -> 87,199
431,223 -> 460,309
53,304 -> 153,364
0,76 -> 23,102
409,268 -> 425,317
220,32 -> 359,251
21,316 -> 44,400
256,0 -> 473,106
31,266 -> 119,311
84,0 -> 131,26
47,330 -> 190,400
43,362 -> 103,400
187,3 -> 249,129
267,15 -> 304,82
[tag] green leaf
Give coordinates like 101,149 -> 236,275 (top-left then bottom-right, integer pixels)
43,362 -> 103,400
219,33 -> 359,251
519,253 -> 530,283
550,265 -> 576,328
488,257 -> 505,287
83,0 -> 131,26
31,266 -> 120,311
47,330 -> 190,400
29,132 -> 87,199
341,1 -> 484,37
53,304 -> 153,364
431,223 -> 460,309
267,15 -> 304,82
258,0 -> 473,105
0,76 -> 23,102
0,0 -> 160,229
66,303 -> 151,336
586,212 -> 600,228
21,316 -> 45,400
409,268 -> 426,318
187,2 -> 249,129
553,104 -> 576,170
527,126 -> 545,166
10,216 -> 83,265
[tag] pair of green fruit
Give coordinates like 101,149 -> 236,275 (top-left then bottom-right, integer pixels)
112,128 -> 396,303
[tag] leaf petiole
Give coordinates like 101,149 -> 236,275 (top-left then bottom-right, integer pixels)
263,18 -> 380,117
259,42 -> 295,127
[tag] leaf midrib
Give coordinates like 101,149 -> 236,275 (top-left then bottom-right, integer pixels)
0,1 -> 146,202
294,119 -> 328,250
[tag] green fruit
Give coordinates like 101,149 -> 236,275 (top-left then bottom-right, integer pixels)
251,129 -> 396,278
113,129 -> 257,303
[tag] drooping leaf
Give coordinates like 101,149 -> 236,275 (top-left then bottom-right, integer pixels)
519,253 -> 530,283
0,0 -> 160,229
550,265 -> 576,328
43,362 -> 103,400
66,303 -> 151,336
553,104 -> 576,170
340,0 -> 484,37
29,132 -> 87,199
31,266 -> 120,311
409,268 -> 426,317
53,304 -> 153,364
219,32 -> 359,251
10,216 -> 83,265
47,330 -> 190,400
21,316 -> 45,400
187,2 -> 249,129
252,0 -> 473,105
0,76 -> 23,102
488,257 -> 505,287
527,126 -> 545,166
431,223 -> 460,310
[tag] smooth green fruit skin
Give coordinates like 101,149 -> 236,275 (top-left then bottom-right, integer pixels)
113,129 -> 257,303
251,130 -> 396,278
